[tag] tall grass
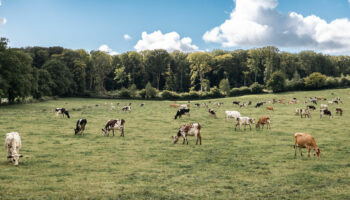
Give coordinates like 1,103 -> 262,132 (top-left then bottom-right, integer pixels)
1,88 -> 350,199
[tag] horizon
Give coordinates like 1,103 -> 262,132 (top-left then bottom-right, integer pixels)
1,0 -> 350,55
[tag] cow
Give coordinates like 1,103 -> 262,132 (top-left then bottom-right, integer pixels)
5,132 -> 22,166
194,103 -> 200,107
215,102 -> 224,107
307,105 -> 316,110
328,101 -> 333,105
172,123 -> 201,145
140,103 -> 145,107
101,119 -> 125,137
235,117 -> 255,131
248,101 -> 252,105
255,102 -> 264,108
240,102 -> 247,108
170,104 -> 180,108
110,106 -> 116,110
232,101 -> 240,105
179,104 -> 190,109
295,108 -> 301,115
310,99 -> 317,105
294,133 -> 321,158
74,118 -> 87,135
122,106 -> 131,112
208,108 -> 216,118
174,108 -> 190,119
55,108 -> 70,118
266,106 -> 274,111
300,108 -> 311,118
320,104 -> 328,110
202,103 -> 208,108
225,110 -> 241,121
336,108 -> 343,116
255,116 -> 271,129
320,109 -> 332,119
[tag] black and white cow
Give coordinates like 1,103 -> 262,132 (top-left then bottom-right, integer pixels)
55,108 -> 70,118
174,108 -> 190,119
101,119 -> 125,137
122,106 -> 131,112
208,108 -> 216,118
255,102 -> 264,108
74,118 -> 87,135
307,105 -> 316,110
320,109 -> 332,119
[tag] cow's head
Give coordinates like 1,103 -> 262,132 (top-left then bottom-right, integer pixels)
172,131 -> 182,144
101,128 -> 107,136
249,118 -> 255,124
7,154 -> 22,166
74,128 -> 79,135
314,148 -> 321,157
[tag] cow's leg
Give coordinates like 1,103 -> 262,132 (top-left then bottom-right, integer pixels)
299,147 -> 303,156
182,137 -> 186,144
307,147 -> 311,157
294,144 -> 297,157
121,129 -> 124,137
112,129 -> 115,136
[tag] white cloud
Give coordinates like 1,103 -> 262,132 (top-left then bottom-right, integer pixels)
134,30 -> 198,52
98,44 -> 119,55
124,34 -> 132,40
203,0 -> 350,54
0,0 -> 2,6
0,17 -> 6,25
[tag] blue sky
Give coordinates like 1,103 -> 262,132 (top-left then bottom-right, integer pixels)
0,0 -> 350,54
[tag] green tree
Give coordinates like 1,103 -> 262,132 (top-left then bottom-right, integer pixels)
219,78 -> 230,96
304,72 -> 327,89
187,52 -> 213,91
266,71 -> 286,93
43,59 -> 73,96
90,51 -> 112,92
143,49 -> 170,90
145,82 -> 157,99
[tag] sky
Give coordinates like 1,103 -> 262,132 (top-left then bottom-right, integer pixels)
0,0 -> 350,55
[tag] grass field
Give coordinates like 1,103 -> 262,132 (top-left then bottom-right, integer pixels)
1,88 -> 350,199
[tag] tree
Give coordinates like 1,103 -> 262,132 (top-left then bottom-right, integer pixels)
304,72 -> 327,89
219,79 -> 230,96
143,49 -> 170,90
247,49 -> 263,83
170,51 -> 190,92
90,51 -> 112,92
0,48 -> 33,103
43,59 -> 73,96
187,52 -> 213,91
145,82 -> 157,99
266,71 -> 286,93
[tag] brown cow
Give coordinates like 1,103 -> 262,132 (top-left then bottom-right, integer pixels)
170,104 -> 180,108
266,106 -> 274,111
294,133 -> 321,158
255,116 -> 271,129
336,108 -> 343,116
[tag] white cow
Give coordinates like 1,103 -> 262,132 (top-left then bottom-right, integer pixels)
235,117 -> 255,131
225,111 -> 241,121
173,123 -> 201,145
5,132 -> 22,166
320,104 -> 328,110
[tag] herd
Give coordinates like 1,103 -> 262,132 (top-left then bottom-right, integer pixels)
3,94 -> 346,166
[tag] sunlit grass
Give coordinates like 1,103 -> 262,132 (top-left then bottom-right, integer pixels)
1,88 -> 350,199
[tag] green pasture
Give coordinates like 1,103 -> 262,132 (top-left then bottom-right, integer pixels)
1,88 -> 350,199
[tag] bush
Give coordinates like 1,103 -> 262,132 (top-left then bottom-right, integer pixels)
304,72 -> 327,89
326,77 -> 340,89
286,79 -> 305,91
229,86 -> 251,96
229,88 -> 240,97
139,89 -> 146,99
208,86 -> 224,98
267,71 -> 286,93
249,82 -> 264,94
119,87 -> 131,98
145,82 -> 158,99
219,79 -> 230,96
340,76 -> 350,87
129,84 -> 138,98
161,90 -> 180,100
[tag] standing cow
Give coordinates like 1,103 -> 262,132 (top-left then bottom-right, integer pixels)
74,118 -> 87,135
5,132 -> 22,166
294,133 -> 321,158
102,119 -> 125,137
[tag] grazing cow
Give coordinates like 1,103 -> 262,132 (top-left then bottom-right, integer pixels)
328,101 -> 333,105
5,132 -> 22,166
140,103 -> 145,107
74,118 -> 87,135
266,106 -> 274,111
110,106 -> 116,110
300,108 -> 311,118
225,110 -> 241,121
235,117 -> 255,131
232,101 -> 240,105
173,123 -> 201,145
295,108 -> 301,115
255,102 -> 264,108
336,108 -> 343,116
202,103 -> 208,108
116,102 -> 120,106
248,101 -> 252,105
55,108 -> 70,118
170,104 -> 180,108
320,104 -> 328,110
256,116 -> 271,129
194,103 -> 200,107
294,133 -> 321,158
174,108 -> 190,119
310,99 -> 317,105
240,102 -> 247,108
307,105 -> 316,110
208,108 -> 216,118
215,102 -> 224,107
320,109 -> 332,119
101,119 -> 125,137
122,106 -> 131,112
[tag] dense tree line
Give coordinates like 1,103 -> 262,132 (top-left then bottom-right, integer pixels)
1,37 -> 350,103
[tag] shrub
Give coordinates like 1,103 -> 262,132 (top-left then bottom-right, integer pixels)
229,88 -> 240,97
266,71 -> 286,93
119,87 -> 131,98
304,72 -> 327,89
128,84 -> 138,98
161,90 -> 180,100
219,79 -> 230,96
326,77 -> 339,89
139,89 -> 146,99
145,82 -> 158,99
249,82 -> 264,94
208,86 -> 224,98
340,76 -> 350,87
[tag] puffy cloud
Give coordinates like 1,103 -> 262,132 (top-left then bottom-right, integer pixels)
203,0 -> 350,54
0,18 -> 6,25
134,30 -> 198,52
98,44 -> 118,55
0,0 -> 2,6
124,34 -> 132,40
